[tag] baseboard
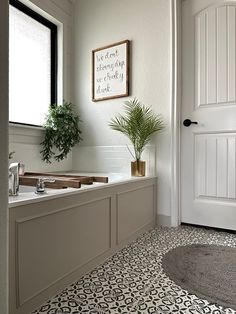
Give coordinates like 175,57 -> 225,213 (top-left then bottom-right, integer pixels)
157,214 -> 171,227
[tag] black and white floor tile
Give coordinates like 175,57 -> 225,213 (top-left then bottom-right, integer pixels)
32,226 -> 236,314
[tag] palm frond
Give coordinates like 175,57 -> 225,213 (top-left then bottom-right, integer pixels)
108,98 -> 165,160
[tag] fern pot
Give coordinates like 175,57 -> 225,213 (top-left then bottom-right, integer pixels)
131,160 -> 146,177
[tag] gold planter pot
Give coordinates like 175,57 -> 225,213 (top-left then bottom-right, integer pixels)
131,160 -> 146,177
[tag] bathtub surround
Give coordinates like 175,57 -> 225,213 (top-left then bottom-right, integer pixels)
72,145 -> 156,176
9,176 -> 156,314
9,125 -> 72,172
32,226 -> 236,313
72,143 -> 166,223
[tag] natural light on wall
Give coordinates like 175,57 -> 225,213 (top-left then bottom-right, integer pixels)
9,5 -> 51,126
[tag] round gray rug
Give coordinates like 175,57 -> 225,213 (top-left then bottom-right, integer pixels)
162,244 -> 236,310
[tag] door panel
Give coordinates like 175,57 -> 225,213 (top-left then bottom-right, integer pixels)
181,0 -> 236,230
195,4 -> 236,107
195,133 -> 236,200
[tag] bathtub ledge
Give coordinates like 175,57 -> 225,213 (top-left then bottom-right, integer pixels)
9,174 -> 156,208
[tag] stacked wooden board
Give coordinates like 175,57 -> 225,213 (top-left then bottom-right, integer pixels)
19,172 -> 109,189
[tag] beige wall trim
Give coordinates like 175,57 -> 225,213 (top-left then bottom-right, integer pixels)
116,183 -> 155,196
0,0 -> 9,313
15,195 -> 113,223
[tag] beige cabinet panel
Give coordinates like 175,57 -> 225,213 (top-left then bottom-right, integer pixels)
9,177 -> 156,314
117,185 -> 154,244
17,197 -> 111,306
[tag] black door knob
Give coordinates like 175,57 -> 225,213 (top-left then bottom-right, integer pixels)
183,119 -> 198,127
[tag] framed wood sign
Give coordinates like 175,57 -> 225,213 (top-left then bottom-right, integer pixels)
92,40 -> 130,102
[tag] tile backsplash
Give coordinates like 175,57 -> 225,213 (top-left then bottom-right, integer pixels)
72,145 -> 156,175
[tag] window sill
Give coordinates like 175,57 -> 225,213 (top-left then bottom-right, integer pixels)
9,123 -> 45,145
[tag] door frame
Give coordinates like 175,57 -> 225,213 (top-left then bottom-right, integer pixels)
170,0 -> 182,227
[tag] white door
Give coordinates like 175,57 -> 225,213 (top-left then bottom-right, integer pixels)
181,0 -> 236,230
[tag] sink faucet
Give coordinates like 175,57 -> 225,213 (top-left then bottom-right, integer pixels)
9,162 -> 20,196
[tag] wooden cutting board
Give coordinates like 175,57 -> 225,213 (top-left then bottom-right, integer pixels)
19,172 -> 108,189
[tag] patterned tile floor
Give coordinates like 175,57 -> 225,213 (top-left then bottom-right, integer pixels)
33,225 -> 236,314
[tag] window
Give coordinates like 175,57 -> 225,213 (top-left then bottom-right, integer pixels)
9,0 -> 57,127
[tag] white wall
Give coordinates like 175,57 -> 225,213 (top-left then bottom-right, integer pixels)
72,0 -> 172,220
8,0 -> 173,221
0,0 -> 9,312
9,0 -> 74,172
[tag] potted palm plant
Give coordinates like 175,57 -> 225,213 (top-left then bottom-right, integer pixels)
109,98 -> 164,176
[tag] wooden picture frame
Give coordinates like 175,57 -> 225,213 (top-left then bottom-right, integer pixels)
92,40 -> 130,102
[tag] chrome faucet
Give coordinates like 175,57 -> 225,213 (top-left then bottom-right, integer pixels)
9,162 -> 20,196
35,177 -> 55,194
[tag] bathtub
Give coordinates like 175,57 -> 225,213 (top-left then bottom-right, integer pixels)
9,172 -> 132,208
9,173 -> 157,314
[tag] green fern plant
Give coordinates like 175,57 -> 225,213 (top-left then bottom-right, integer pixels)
109,98 -> 164,160
41,101 -> 82,163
